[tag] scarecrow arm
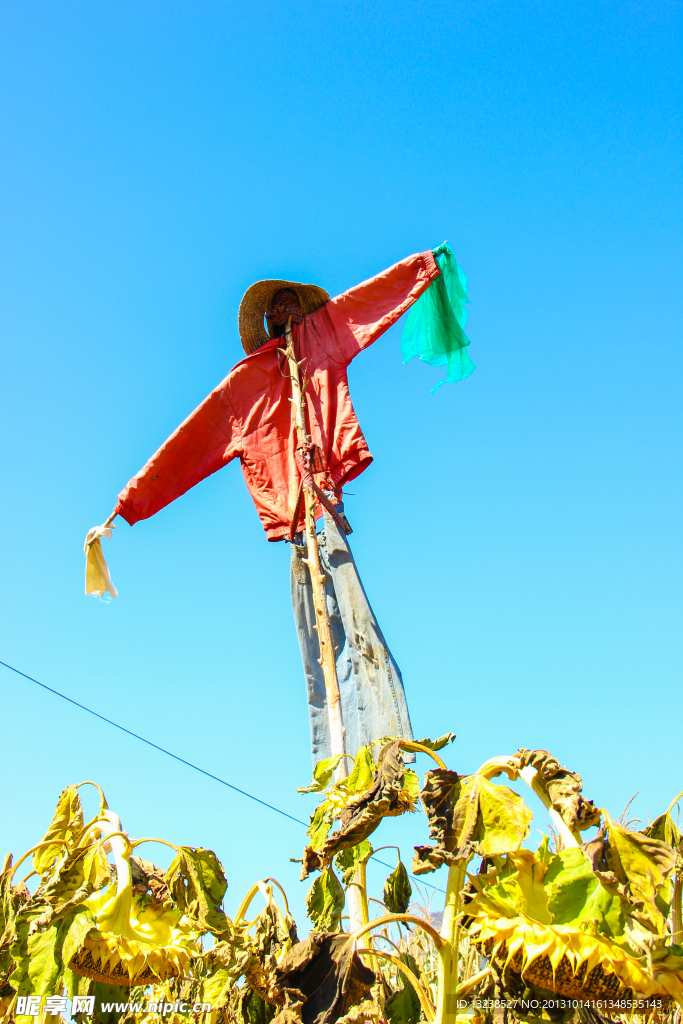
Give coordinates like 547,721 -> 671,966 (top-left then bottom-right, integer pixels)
322,249 -> 440,365
115,378 -> 241,526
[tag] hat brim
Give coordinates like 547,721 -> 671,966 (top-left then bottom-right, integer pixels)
238,280 -> 330,355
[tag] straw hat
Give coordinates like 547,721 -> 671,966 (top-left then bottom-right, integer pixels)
238,279 -> 330,355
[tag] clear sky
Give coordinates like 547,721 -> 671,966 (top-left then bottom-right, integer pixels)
1,0 -> 681,927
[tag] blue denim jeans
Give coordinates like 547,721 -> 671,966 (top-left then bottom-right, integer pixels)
290,510 -> 414,767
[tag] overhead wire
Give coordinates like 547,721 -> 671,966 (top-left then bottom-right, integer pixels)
0,659 -> 444,893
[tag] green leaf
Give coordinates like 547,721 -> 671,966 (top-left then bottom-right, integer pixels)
307,804 -> 335,851
39,848 -> 94,912
470,843 -> 629,945
199,937 -> 250,1011
243,991 -> 277,1024
605,816 -> 675,934
0,854 -> 21,979
415,733 -> 456,752
402,769 -> 420,805
297,754 -> 344,794
305,868 -> 345,931
34,786 -> 84,877
91,982 -> 131,1024
61,906 -> 96,967
201,962 -> 234,1010
536,834 -> 554,867
384,953 -> 422,1024
335,840 -> 372,887
231,988 -> 277,1024
473,776 -> 533,857
545,847 -> 597,921
383,860 -> 412,914
63,965 -> 94,1001
12,909 -> 75,999
165,847 -> 231,937
82,845 -> 111,890
545,847 -> 625,938
345,747 -> 375,797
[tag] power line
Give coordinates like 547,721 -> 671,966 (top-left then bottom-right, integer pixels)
0,660 -> 305,826
0,659 -> 444,893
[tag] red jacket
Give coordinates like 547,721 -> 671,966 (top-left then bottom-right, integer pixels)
115,249 -> 440,541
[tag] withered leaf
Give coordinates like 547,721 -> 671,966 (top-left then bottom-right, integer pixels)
230,987 -> 278,1024
301,743 -> 411,879
271,932 -> 375,1024
644,812 -> 682,849
516,749 -> 601,832
33,787 -> 84,878
165,847 -> 231,937
130,856 -> 171,906
244,901 -> 299,1005
411,768 -> 461,874
412,770 -> 531,874
1,854 -> 23,980
201,938 -> 252,1010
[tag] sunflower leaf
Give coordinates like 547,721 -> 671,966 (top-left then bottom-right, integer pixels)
415,734 -> 456,752
476,776 -> 533,857
165,847 -> 231,937
302,742 -> 410,879
546,847 -> 625,937
305,869 -> 345,931
383,860 -> 412,914
297,755 -> 344,795
413,770 -> 532,873
307,805 -> 335,852
344,747 -> 375,797
335,840 -> 372,888
34,786 -> 84,877
385,953 -> 422,1024
402,769 -> 420,805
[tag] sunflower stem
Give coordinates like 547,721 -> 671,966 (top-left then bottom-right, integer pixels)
435,857 -> 468,1024
672,872 -> 682,946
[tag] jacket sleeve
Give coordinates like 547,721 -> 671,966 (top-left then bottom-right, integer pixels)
114,377 -> 241,526
320,249 -> 440,364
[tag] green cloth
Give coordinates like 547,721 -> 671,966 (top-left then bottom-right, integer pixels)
401,242 -> 475,392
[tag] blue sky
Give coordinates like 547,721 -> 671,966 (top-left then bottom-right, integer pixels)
1,0 -> 681,926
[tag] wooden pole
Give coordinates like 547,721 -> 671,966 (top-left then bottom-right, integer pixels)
280,320 -> 365,932
279,320 -> 347,775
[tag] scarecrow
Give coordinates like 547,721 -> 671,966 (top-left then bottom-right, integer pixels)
86,244 -> 474,772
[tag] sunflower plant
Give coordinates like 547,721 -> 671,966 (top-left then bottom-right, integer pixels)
1,742 -> 681,1024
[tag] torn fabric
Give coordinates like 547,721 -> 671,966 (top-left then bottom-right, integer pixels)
84,524 -> 118,598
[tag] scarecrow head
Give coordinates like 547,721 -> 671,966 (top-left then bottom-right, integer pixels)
238,278 -> 330,354
265,288 -> 305,336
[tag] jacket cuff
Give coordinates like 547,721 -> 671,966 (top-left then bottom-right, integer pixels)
423,248 -> 440,279
114,499 -> 136,526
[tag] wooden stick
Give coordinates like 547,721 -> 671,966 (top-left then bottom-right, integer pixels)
279,320 -> 347,778
279,325 -> 365,930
